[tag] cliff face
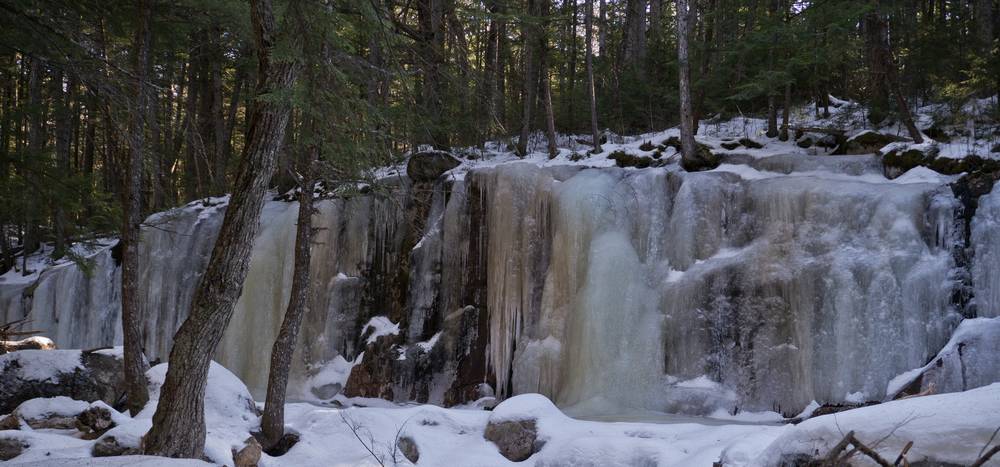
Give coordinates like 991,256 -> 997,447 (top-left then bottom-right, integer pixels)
3,157 -> 999,417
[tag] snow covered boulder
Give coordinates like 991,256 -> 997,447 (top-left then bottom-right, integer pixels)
1,396 -> 89,429
146,361 -> 260,464
484,394 -> 564,461
407,150 -> 461,182
889,318 -> 1000,399
0,348 -> 125,413
753,383 -> 1000,466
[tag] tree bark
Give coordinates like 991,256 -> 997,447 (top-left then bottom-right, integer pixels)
677,0 -> 698,166
259,132 -> 316,451
142,0 -> 301,458
121,0 -> 154,417
517,0 -> 538,157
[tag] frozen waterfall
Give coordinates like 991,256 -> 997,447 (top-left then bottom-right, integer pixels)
1,156 -> 988,416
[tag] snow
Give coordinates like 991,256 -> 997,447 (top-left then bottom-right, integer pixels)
0,349 -> 83,382
361,316 -> 401,345
751,383 -> 1000,466
302,354 -> 360,401
12,397 -> 90,421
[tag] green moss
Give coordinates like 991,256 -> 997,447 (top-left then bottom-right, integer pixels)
738,138 -> 764,149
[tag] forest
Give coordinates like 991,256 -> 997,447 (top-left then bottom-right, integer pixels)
1,0 -> 1000,465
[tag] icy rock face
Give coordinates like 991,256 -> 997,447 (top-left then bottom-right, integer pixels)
0,246 -> 121,351
0,160 -> 978,415
972,183 -> 1000,318
477,164 -> 962,414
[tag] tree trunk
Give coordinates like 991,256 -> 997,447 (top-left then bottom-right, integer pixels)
539,0 -> 558,159
259,134 -> 316,451
142,0 -> 301,458
677,0 -> 705,170
122,0 -> 153,417
51,68 -> 72,259
586,0 -> 601,151
517,0 -> 538,157
780,82 -> 791,141
866,8 -> 923,142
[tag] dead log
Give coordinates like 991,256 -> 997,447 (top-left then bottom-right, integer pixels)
1,336 -> 56,354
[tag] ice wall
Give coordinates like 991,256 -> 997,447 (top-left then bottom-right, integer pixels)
0,159 -> 984,415
972,184 -> 1000,318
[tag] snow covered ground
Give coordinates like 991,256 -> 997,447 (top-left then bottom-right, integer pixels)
3,351 -> 999,466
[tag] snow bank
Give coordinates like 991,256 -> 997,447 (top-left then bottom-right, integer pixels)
752,383 -> 1000,466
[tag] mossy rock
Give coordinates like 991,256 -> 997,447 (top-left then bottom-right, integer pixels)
638,140 -> 656,151
796,137 -> 814,148
651,149 -> 664,159
568,152 -> 587,162
738,137 -> 764,149
680,145 -> 721,172
720,141 -> 741,150
661,136 -> 682,150
835,131 -> 907,155
608,151 -> 653,168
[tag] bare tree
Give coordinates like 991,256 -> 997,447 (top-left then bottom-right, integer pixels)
142,0 -> 302,457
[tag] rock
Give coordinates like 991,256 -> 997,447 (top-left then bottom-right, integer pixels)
484,419 -> 539,462
396,435 -> 419,463
815,134 -> 839,149
638,140 -> 656,151
738,137 -> 764,149
0,436 -> 28,461
0,337 -> 56,353
992,143 -> 1000,153
233,436 -> 262,467
0,415 -> 17,430
891,318 -> 1000,399
406,150 -> 461,183
680,145 -> 721,172
76,405 -> 116,437
309,382 -> 342,400
0,349 -> 126,414
92,435 -> 139,457
720,141 -> 740,150
5,396 -> 90,430
796,137 -> 814,148
834,131 -> 907,155
608,151 -> 659,169
484,394 -> 562,462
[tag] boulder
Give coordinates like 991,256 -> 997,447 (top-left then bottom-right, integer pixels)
484,419 -> 538,462
5,397 -> 90,429
92,435 -> 139,457
76,404 -> 117,437
796,136 -> 814,148
0,436 -> 27,461
406,151 -> 461,183
720,141 -> 741,150
396,435 -> 419,463
0,349 -> 126,413
484,394 -> 563,462
233,436 -> 262,467
680,145 -> 721,172
835,130 -> 907,155
608,151 -> 660,169
738,137 -> 764,149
